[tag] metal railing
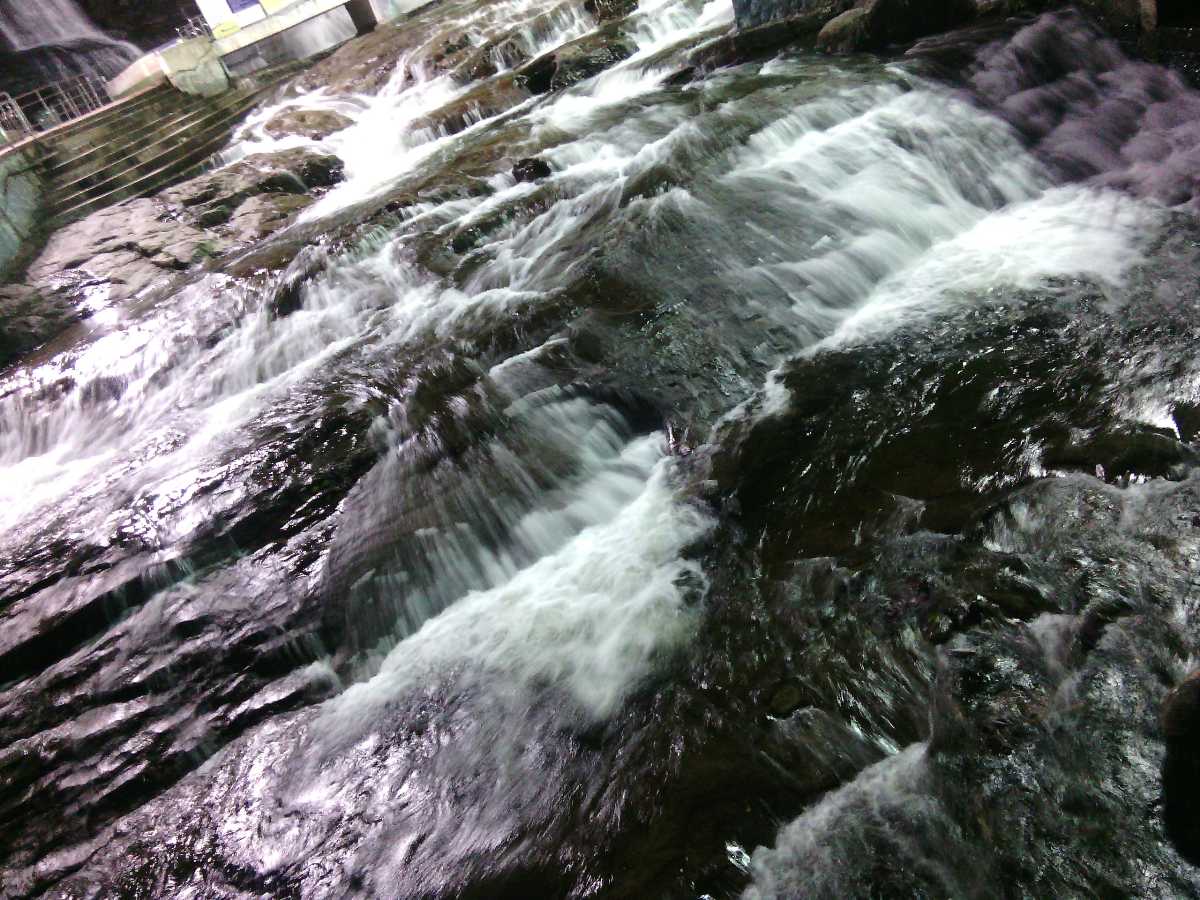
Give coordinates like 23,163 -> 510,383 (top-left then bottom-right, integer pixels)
176,16 -> 214,41
0,93 -> 34,145
0,75 -> 112,143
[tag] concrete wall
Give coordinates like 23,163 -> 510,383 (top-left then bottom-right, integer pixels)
213,0 -> 373,56
196,0 -> 269,33
109,55 -> 169,99
0,146 -> 45,278
160,36 -> 232,96
221,6 -> 357,75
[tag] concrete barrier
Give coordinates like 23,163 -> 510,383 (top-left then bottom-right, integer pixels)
109,55 -> 169,99
161,37 -> 232,97
213,0 -> 378,56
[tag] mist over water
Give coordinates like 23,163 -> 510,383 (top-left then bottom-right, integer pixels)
4,1 -> 1200,897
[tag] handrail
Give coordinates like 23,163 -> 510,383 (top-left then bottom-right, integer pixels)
0,75 -> 113,141
0,93 -> 35,144
177,16 -> 214,41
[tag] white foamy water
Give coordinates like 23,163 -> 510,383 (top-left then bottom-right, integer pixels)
326,438 -> 710,731
0,0 -> 1162,735
741,744 -> 971,899
1,30 -> 1158,550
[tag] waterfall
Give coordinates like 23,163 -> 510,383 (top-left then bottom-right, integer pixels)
4,1 -> 1200,897
0,0 -> 141,91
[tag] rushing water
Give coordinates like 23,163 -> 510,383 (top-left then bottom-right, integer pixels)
4,1 -> 1200,897
0,0 -> 139,89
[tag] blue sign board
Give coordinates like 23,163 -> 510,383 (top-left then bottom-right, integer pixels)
228,0 -> 263,12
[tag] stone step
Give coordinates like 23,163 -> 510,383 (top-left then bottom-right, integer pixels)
37,84 -> 202,159
21,82 -> 173,153
48,95 -> 267,227
46,89 -> 262,199
41,90 -> 215,180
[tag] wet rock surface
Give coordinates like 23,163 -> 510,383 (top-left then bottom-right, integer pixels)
290,23 -> 422,95
8,148 -> 344,361
734,0 -> 852,31
263,107 -> 355,140
0,285 -> 75,370
512,156 -> 553,181
518,24 -> 637,93
5,3 -> 1200,899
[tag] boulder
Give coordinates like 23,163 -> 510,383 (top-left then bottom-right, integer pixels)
864,0 -> 978,46
263,108 -> 355,140
16,147 -> 346,360
688,12 -> 832,72
1163,671 -> 1200,741
512,157 -> 553,182
226,194 -> 316,244
26,199 -> 223,302
0,284 -> 77,370
816,5 -> 874,51
450,36 -> 532,84
585,0 -> 639,21
290,23 -> 415,94
1163,671 -> 1200,865
517,25 -> 636,94
817,0 -> 977,52
733,0 -> 852,31
740,0 -> 977,51
161,149 -> 344,212
409,76 -> 531,135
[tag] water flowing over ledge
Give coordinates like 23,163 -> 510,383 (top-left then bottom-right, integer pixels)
4,2 -> 1200,898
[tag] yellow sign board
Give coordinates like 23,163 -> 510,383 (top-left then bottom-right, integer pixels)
211,19 -> 242,38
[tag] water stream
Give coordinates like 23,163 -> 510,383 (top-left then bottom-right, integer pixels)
0,0 -> 140,88
3,1 -> 1200,897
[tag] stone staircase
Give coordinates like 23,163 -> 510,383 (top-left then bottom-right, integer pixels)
35,81 -> 267,228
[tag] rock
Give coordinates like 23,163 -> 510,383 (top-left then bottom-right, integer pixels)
0,284 -> 76,370
817,5 -> 874,51
689,13 -> 832,72
226,194 -> 316,244
26,199 -> 222,302
1163,671 -> 1200,741
1042,425 -> 1197,481
268,245 -> 328,319
409,76 -> 531,135
161,149 -> 344,212
585,0 -> 639,21
290,23 -> 415,95
517,26 -> 636,94
818,0 -> 978,53
864,0 -> 978,47
449,36 -> 531,84
733,0 -> 852,31
1163,671 -> 1200,865
432,34 -> 471,63
195,205 -> 235,228
512,157 -> 553,182
290,152 -> 346,189
1173,401 -> 1200,443
263,108 -> 354,140
13,147 -> 346,365
767,679 -> 811,718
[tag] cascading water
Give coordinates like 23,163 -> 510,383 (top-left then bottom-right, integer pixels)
0,0 -> 139,92
4,1 -> 1200,897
